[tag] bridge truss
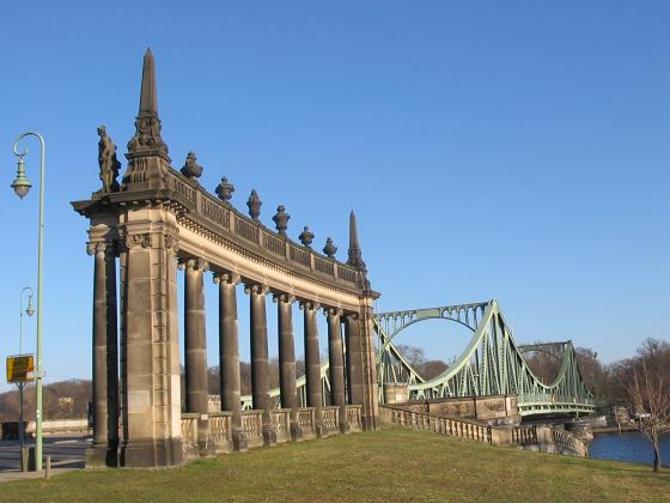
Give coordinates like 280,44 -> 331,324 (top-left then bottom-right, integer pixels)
240,299 -> 595,416
374,300 -> 595,416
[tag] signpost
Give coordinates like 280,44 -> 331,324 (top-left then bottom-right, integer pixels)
7,354 -> 35,383
6,354 -> 35,454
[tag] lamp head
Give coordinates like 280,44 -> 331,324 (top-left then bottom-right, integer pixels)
11,156 -> 32,199
25,296 -> 35,317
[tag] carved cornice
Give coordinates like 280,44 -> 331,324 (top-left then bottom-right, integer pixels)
177,214 -> 364,300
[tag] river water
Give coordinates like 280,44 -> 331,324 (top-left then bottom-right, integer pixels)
589,432 -> 670,465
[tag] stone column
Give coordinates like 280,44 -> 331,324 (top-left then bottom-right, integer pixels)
302,301 -> 323,437
345,313 -> 364,405
119,223 -> 182,467
326,308 -> 348,433
275,293 -> 301,440
87,239 -> 119,466
215,272 -> 247,451
182,259 -> 209,414
246,283 -> 276,446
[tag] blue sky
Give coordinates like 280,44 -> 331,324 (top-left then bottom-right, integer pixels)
0,1 -> 668,392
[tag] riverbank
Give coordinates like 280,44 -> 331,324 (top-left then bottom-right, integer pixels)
1,428 -> 667,502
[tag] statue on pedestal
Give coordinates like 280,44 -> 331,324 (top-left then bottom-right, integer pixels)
97,125 -> 121,193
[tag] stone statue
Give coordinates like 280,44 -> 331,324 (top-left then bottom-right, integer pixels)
97,126 -> 121,193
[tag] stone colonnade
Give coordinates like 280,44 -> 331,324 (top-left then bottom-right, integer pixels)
87,227 -> 374,466
75,49 -> 378,468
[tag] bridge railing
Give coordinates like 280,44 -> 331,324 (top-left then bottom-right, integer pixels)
384,405 -> 491,444
518,393 -> 595,406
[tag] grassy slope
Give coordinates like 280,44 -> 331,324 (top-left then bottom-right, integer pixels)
1,428 -> 668,502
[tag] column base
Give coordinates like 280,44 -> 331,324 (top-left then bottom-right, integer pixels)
232,428 -> 248,452
262,426 -> 277,447
290,422 -> 303,441
119,438 -> 183,467
339,421 -> 351,434
362,415 -> 377,431
86,442 -> 118,468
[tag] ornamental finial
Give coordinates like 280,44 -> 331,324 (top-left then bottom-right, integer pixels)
299,226 -> 314,248
215,177 -> 235,203
323,237 -> 337,258
272,205 -> 290,236
247,189 -> 262,220
180,151 -> 203,180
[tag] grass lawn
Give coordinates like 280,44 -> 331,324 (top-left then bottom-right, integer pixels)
1,427 -> 668,502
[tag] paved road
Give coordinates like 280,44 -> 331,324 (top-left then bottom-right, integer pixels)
0,436 -> 88,477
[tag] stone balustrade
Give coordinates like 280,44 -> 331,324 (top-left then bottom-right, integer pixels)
512,425 -> 538,445
271,409 -> 291,443
321,406 -> 339,437
386,407 -> 491,443
552,428 -> 588,457
382,405 -> 588,457
346,405 -> 363,432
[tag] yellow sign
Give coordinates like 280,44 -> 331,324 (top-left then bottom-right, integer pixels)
6,354 -> 35,383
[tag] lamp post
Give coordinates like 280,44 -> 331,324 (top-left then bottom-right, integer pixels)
18,286 -> 35,449
11,132 -> 46,471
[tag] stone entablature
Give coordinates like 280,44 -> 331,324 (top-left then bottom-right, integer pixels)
73,155 -> 372,316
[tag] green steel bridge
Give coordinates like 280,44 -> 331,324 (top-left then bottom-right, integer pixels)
375,300 -> 596,417
240,299 -> 595,417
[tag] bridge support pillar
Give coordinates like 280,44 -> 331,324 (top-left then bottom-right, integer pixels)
276,294 -> 302,441
87,230 -> 119,467
248,284 -> 276,446
216,273 -> 247,451
303,302 -> 323,437
326,308 -> 348,433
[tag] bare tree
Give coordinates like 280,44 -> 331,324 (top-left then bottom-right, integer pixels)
623,352 -> 670,472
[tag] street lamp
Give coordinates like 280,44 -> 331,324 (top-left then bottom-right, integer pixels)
18,287 -> 35,449
11,132 -> 46,471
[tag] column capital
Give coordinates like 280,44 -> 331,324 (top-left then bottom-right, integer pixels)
324,307 -> 343,318
244,282 -> 269,295
299,300 -> 321,311
213,271 -> 241,285
178,257 -> 209,272
272,292 -> 295,304
86,239 -> 117,257
345,312 -> 360,322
